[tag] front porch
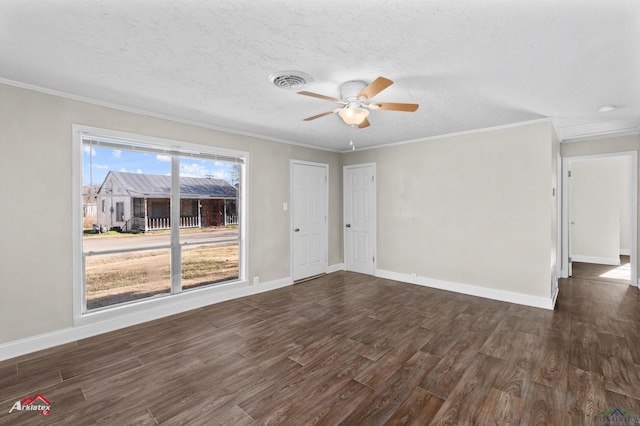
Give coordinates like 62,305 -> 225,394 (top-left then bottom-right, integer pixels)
126,198 -> 237,232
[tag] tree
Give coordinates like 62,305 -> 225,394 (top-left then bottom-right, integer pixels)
230,163 -> 241,188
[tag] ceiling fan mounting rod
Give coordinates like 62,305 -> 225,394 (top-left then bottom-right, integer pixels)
339,80 -> 368,101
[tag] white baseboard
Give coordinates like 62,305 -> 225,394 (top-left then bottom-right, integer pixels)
375,269 -> 555,310
571,255 -> 621,266
327,263 -> 345,274
0,277 -> 293,362
550,286 -> 559,309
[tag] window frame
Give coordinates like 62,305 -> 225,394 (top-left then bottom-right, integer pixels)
72,125 -> 248,326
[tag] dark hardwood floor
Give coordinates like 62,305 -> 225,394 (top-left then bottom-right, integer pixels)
571,255 -> 631,285
1,267 -> 639,425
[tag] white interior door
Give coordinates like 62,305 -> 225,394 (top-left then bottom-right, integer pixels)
292,162 -> 327,281
344,164 -> 376,275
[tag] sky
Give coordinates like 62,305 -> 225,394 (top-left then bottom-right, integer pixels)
83,145 -> 236,186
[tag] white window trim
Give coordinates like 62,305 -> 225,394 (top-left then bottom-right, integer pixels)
72,124 -> 249,327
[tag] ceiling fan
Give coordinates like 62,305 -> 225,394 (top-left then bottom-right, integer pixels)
298,77 -> 419,129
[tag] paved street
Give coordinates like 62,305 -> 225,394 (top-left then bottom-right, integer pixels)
83,229 -> 239,253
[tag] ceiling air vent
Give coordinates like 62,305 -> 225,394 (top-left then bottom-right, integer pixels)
269,71 -> 312,90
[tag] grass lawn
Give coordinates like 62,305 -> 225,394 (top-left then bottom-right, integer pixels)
85,243 -> 238,310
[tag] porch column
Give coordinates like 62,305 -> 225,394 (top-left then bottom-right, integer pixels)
198,199 -> 202,228
144,197 -> 149,232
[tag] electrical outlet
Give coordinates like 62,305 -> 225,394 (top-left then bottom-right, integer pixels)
253,276 -> 259,285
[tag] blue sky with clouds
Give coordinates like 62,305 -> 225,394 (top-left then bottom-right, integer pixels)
83,145 -> 236,186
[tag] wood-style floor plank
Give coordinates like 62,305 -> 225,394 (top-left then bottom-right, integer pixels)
385,386 -> 444,425
519,381 -> 567,426
338,351 -> 440,425
531,334 -> 570,391
420,331 -> 487,398
492,331 -> 539,400
353,327 -> 432,389
565,365 -> 607,426
475,387 -> 524,426
569,321 -> 603,374
1,265 -> 639,424
601,354 -> 640,399
429,352 -> 504,425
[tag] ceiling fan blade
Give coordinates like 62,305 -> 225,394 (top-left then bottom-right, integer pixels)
303,110 -> 336,121
298,91 -> 344,104
357,77 -> 393,100
373,102 -> 419,112
358,118 -> 370,129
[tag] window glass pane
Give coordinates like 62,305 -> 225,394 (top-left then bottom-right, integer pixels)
179,156 -> 240,290
85,249 -> 171,310
83,142 -> 172,310
182,243 -> 239,290
83,143 -> 172,237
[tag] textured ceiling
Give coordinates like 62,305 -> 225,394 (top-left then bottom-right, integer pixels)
1,0 -> 639,151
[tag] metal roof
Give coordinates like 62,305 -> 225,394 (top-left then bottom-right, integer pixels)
100,171 -> 237,199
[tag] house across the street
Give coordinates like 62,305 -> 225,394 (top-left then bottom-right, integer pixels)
95,171 -> 237,232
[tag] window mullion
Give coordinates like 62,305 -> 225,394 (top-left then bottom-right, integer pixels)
170,156 -> 182,293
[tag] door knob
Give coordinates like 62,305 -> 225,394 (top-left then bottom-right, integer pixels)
346,224 -> 351,228
294,228 -> 300,232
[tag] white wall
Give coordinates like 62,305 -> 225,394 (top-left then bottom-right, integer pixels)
570,157 -> 625,264
343,121 -> 557,302
0,83 -> 342,347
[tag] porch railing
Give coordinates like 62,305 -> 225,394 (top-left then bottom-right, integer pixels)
144,215 -> 201,231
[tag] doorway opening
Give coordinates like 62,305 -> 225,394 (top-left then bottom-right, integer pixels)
561,152 -> 638,287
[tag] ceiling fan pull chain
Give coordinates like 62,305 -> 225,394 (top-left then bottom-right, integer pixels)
349,124 -> 356,150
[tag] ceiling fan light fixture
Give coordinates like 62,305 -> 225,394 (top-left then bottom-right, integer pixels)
338,105 -> 369,125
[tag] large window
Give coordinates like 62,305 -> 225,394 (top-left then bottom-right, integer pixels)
76,127 -> 246,316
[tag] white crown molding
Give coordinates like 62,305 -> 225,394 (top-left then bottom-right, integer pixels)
551,117 -> 564,141
342,117 -> 555,153
3,78 -> 634,154
561,127 -> 640,144
0,78 -> 340,153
